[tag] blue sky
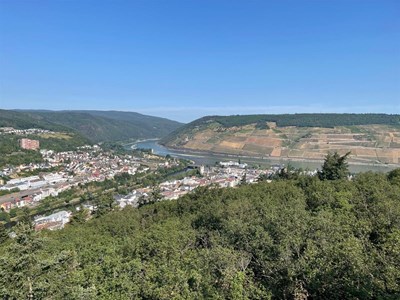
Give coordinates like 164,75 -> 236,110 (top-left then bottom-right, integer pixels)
0,0 -> 399,122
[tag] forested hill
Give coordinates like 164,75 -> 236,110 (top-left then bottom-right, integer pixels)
1,170 -> 400,299
163,113 -> 400,142
204,113 -> 400,128
161,113 -> 400,164
0,109 -> 72,132
2,109 -> 183,142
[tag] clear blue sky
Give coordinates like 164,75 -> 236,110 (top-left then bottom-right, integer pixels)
0,0 -> 399,122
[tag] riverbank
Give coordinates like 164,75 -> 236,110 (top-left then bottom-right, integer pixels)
131,140 -> 399,173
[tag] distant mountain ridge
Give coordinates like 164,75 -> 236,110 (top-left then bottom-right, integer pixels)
162,113 -> 400,143
171,113 -> 400,133
0,109 -> 73,132
1,109 -> 183,143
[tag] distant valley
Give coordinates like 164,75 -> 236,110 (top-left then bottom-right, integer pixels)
0,109 -> 183,168
3,110 -> 400,166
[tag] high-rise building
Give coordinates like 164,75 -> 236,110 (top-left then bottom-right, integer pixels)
20,138 -> 40,150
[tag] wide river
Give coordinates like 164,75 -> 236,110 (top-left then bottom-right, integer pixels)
127,139 -> 260,166
127,140 -> 397,173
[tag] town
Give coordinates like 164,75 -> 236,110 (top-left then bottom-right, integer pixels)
0,127 -> 277,231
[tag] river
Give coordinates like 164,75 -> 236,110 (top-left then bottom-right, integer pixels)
127,139 -> 242,166
126,140 -> 397,173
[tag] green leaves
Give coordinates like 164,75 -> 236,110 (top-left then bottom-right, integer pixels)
1,172 -> 400,299
318,151 -> 351,181
94,193 -> 115,217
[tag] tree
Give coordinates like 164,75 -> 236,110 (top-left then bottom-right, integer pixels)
271,164 -> 300,180
138,186 -> 164,208
257,173 -> 270,182
0,222 -> 8,243
19,207 -> 33,228
149,186 -> 163,203
140,185 -> 162,203
9,208 -> 18,218
0,210 -> 10,223
240,173 -> 247,185
318,151 -> 350,180
388,168 -> 400,186
94,192 -> 115,217
70,206 -> 90,225
0,222 -> 43,299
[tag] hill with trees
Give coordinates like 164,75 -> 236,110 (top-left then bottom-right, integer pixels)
0,131 -> 91,169
0,131 -> 92,168
0,109 -> 183,167
0,109 -> 73,132
162,113 -> 400,165
1,166 -> 400,299
0,110 -> 91,167
1,109 -> 183,143
185,113 -> 400,129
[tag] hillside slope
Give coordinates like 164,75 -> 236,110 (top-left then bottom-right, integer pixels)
1,173 -> 400,298
0,110 -> 91,167
162,114 -> 400,164
11,110 -> 183,142
0,109 -> 71,132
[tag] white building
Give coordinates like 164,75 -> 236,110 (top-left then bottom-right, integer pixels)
43,173 -> 67,184
34,211 -> 72,230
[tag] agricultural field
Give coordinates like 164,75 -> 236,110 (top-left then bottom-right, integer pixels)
38,132 -> 73,139
167,122 -> 400,164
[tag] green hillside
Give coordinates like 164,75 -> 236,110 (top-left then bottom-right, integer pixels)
207,113 -> 400,128
0,110 -> 91,167
161,113 -> 400,165
0,109 -> 72,132
162,113 -> 400,144
0,133 -> 90,168
1,171 -> 400,299
1,109 -> 183,143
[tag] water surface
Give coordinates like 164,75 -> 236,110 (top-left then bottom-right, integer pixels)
129,140 -> 397,173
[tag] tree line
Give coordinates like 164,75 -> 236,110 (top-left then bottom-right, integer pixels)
198,113 -> 400,128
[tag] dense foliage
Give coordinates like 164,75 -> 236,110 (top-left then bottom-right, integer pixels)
0,135 -> 44,168
33,134 -> 90,152
210,113 -> 400,128
1,170 -> 400,299
0,110 -> 69,132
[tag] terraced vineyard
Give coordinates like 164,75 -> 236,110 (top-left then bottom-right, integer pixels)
163,117 -> 400,164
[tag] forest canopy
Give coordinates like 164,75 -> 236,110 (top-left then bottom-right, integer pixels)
1,169 -> 400,299
209,113 -> 400,128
